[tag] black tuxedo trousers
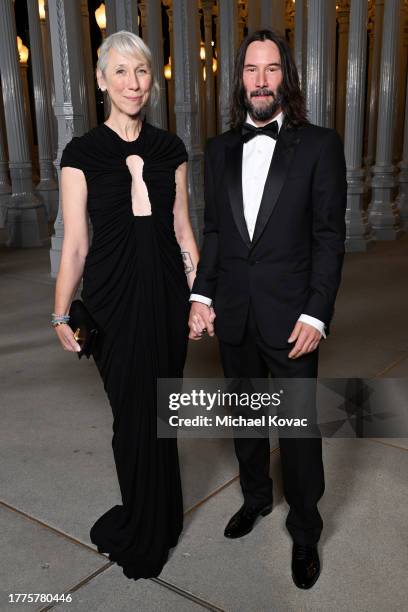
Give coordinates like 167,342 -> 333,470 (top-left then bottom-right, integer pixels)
218,303 -> 325,546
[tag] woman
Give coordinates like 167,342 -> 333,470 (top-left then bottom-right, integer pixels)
52,31 -> 199,580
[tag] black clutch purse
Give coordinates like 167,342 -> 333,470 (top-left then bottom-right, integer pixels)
68,299 -> 99,360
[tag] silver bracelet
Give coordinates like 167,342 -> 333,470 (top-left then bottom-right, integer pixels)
51,313 -> 70,327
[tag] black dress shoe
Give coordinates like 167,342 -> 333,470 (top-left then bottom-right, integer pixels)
224,502 -> 272,539
291,543 -> 320,589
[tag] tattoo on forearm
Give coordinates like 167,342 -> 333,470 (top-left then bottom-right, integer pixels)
181,251 -> 194,274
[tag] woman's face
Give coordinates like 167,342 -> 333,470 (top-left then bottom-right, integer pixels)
98,47 -> 152,117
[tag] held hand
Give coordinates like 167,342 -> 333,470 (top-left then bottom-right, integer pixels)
54,323 -> 82,352
288,321 -> 321,359
188,302 -> 216,340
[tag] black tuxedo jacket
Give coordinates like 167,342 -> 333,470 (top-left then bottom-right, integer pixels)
192,122 -> 347,348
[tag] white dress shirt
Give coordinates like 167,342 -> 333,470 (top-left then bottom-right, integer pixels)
242,111 -> 284,239
191,112 -> 326,339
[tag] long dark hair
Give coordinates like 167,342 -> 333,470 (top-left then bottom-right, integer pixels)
230,29 -> 308,129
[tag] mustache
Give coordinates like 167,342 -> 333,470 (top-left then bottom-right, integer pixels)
250,89 -> 275,98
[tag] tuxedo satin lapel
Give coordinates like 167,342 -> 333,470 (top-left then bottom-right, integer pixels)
250,127 -> 301,249
226,139 -> 251,248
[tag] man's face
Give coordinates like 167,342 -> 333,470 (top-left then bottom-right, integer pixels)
242,40 -> 283,124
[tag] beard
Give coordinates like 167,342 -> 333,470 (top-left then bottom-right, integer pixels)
244,88 -> 283,122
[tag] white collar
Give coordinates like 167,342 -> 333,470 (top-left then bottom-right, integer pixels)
245,110 -> 284,132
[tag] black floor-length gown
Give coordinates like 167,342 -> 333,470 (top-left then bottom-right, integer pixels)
60,120 -> 190,579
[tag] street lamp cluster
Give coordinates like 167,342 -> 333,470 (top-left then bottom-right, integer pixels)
93,2 -> 217,82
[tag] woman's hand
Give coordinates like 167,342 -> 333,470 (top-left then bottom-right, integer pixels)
53,323 -> 82,352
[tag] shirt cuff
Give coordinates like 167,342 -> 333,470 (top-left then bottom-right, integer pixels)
298,314 -> 326,339
190,293 -> 212,307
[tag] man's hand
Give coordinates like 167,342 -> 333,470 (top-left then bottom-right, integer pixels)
188,302 -> 216,340
288,321 -> 321,359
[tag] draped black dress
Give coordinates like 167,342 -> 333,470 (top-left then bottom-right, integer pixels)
60,121 -> 190,579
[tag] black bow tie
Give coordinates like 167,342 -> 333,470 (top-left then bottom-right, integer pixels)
241,120 -> 279,143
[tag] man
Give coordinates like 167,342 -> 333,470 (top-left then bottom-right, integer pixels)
188,29 -> 347,589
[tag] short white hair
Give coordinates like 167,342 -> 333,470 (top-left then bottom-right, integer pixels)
96,30 -> 160,107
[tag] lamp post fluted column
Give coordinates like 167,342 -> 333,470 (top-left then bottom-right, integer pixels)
172,0 -> 204,240
344,0 -> 372,251
218,0 -> 238,134
336,0 -> 350,140
80,0 -> 97,130
364,0 -> 383,177
140,0 -> 167,129
393,1 -> 408,163
260,0 -> 285,33
0,82 -> 11,238
306,0 -> 337,127
164,3 -> 176,133
106,0 -> 139,34
0,81 -> 11,200
369,0 -> 403,240
0,0 -> 48,247
294,0 -> 307,90
40,0 -> 58,161
396,69 -> 408,228
47,0 -> 87,276
27,0 -> 59,221
202,0 -> 216,138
